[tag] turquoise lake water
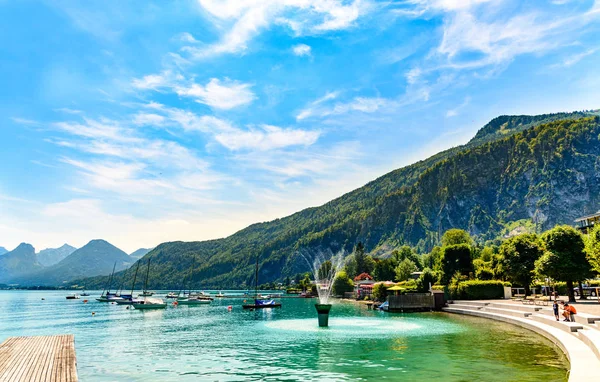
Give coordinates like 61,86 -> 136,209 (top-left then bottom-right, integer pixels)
0,291 -> 568,381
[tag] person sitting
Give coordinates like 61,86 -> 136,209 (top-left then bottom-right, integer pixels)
562,303 -> 577,322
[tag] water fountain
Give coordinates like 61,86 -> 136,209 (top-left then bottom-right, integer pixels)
307,251 -> 345,327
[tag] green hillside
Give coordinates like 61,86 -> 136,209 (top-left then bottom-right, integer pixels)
76,112 -> 600,289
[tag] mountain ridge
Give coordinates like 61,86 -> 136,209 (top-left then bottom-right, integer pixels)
14,239 -> 132,286
37,244 -> 77,267
73,111 -> 600,289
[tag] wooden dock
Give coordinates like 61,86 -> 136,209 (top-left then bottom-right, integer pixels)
0,335 -> 77,382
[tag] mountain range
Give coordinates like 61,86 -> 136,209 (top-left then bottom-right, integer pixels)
37,244 -> 77,267
74,110 -> 600,290
0,243 -> 43,283
12,240 -> 133,286
129,248 -> 153,261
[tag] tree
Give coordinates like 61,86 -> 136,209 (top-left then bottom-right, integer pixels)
395,258 -> 417,281
332,271 -> 354,296
299,273 -> 312,292
354,242 -> 374,275
473,259 -> 494,280
372,283 -> 388,302
344,255 -> 357,279
393,245 -> 422,269
584,224 -> 600,274
500,233 -> 543,296
536,225 -> 593,302
442,229 -> 472,247
373,258 -> 396,281
417,268 -> 436,292
441,244 -> 473,284
317,260 -> 333,281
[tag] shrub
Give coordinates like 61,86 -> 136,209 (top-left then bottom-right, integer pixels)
372,283 -> 388,302
332,271 -> 354,296
450,280 -> 511,300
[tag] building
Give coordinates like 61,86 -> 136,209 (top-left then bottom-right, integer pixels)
353,273 -> 375,299
575,210 -> 600,233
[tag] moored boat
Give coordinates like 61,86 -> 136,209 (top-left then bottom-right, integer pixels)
242,255 -> 281,310
66,293 -> 80,300
132,297 -> 167,310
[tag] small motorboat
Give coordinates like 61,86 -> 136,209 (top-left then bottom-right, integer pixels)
66,293 -> 80,300
242,299 -> 282,309
165,292 -> 179,299
215,291 -> 226,298
132,297 -> 167,310
139,291 -> 154,297
81,292 -> 90,297
177,296 -> 211,305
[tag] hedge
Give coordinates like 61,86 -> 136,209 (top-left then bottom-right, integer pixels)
450,280 -> 511,300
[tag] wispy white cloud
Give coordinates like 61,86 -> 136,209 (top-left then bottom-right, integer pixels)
215,124 -> 320,151
54,108 -> 83,115
446,96 -> 470,117
185,0 -> 371,58
297,93 -> 390,120
145,103 -> 320,151
11,117 -> 39,126
175,78 -> 256,110
292,43 -> 312,56
133,113 -> 166,126
558,47 -> 599,67
131,70 -> 183,90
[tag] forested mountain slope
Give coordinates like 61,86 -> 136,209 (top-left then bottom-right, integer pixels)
76,113 -> 600,289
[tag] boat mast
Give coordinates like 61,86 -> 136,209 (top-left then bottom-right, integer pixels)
130,261 -> 141,297
143,257 -> 151,294
106,262 -> 117,294
254,254 -> 259,299
188,256 -> 196,295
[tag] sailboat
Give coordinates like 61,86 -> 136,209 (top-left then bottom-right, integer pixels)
96,262 -> 119,302
242,255 -> 281,309
177,256 -> 211,305
133,257 -> 167,310
116,261 -> 143,305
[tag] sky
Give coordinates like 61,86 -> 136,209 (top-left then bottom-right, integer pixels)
0,0 -> 599,253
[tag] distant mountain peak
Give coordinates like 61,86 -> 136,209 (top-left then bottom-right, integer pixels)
37,244 -> 77,267
0,246 -> 7,255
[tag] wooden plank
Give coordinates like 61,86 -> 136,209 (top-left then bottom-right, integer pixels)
0,335 -> 77,382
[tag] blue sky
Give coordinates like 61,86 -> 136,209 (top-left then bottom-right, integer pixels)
0,0 -> 599,253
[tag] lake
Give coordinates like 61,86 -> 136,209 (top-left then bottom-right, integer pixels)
0,291 -> 568,381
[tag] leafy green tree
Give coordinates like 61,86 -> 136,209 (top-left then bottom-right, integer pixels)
395,258 -> 417,281
344,254 -> 357,279
393,245 -> 422,270
500,233 -> 543,296
299,273 -> 312,292
373,258 -> 396,281
473,258 -> 494,280
372,283 -> 388,302
353,242 -> 375,276
317,260 -> 332,281
584,224 -> 600,274
441,244 -> 473,284
417,268 -> 436,292
479,246 -> 495,262
536,225 -> 593,302
332,271 -> 354,296
442,229 -> 472,247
